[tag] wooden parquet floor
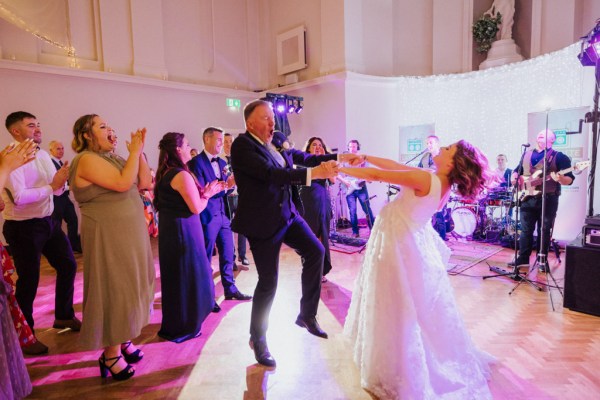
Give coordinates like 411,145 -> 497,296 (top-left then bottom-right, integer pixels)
18,234 -> 600,399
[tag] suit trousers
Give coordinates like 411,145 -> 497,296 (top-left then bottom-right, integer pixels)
203,212 -> 237,295
3,216 -> 77,329
52,191 -> 81,252
248,215 -> 325,341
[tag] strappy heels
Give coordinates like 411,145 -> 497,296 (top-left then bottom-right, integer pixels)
99,353 -> 135,380
121,341 -> 143,364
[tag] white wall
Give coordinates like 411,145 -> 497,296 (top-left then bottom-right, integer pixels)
393,0 -> 434,76
0,62 -> 255,168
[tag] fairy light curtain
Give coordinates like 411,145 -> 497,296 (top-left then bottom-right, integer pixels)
0,0 -> 74,56
395,44 -> 583,163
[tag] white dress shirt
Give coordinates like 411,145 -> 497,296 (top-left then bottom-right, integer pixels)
2,149 -> 64,221
203,150 -> 222,179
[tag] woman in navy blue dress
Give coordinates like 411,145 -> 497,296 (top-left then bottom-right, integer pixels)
299,137 -> 334,281
154,132 -> 223,343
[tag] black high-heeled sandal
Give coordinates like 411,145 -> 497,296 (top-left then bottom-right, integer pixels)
121,341 -> 144,364
98,353 -> 135,380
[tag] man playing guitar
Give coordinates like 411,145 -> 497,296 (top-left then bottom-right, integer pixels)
510,129 -> 575,273
339,140 -> 375,238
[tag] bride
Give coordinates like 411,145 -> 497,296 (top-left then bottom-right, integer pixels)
341,140 -> 495,400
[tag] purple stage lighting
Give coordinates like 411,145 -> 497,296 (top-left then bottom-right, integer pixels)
287,99 -> 296,113
579,19 -> 600,66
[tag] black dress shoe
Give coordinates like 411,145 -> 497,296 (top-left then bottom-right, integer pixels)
22,340 -> 49,356
295,316 -> 328,339
53,316 -> 82,331
212,303 -> 221,313
239,257 -> 250,266
249,338 -> 276,367
225,291 -> 253,301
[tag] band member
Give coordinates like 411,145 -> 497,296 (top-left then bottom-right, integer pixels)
494,153 -> 512,188
510,129 -> 574,273
339,139 -> 375,238
418,135 -> 440,169
417,135 -> 448,240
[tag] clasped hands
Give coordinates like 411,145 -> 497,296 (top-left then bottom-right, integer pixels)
312,154 -> 365,180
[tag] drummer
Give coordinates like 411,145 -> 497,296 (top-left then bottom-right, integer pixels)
493,153 -> 512,188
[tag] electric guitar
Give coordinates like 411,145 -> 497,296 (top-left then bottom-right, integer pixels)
337,176 -> 365,196
516,160 -> 590,201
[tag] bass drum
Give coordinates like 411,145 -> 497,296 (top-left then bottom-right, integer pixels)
451,206 -> 478,237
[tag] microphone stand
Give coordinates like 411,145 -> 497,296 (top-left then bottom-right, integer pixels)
483,144 -> 543,292
405,150 -> 427,165
512,115 -> 563,308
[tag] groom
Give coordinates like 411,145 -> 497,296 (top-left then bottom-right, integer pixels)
231,100 -> 360,367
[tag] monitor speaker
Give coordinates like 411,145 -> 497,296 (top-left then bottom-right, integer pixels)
564,239 -> 600,317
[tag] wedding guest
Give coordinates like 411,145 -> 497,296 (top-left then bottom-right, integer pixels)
71,114 -> 155,381
300,137 -> 334,282
230,99 -> 359,367
154,132 -> 223,342
2,112 -> 80,343
49,140 -> 82,253
0,139 -> 38,399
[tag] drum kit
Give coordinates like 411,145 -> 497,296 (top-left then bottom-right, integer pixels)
447,186 -> 519,241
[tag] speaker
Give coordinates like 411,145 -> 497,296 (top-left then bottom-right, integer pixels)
564,237 -> 600,317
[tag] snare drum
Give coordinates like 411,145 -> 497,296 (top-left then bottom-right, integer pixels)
451,206 -> 478,237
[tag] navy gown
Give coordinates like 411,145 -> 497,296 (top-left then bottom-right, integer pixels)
155,168 -> 215,343
299,178 -> 333,275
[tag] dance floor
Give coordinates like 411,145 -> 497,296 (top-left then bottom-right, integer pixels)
19,232 -> 600,399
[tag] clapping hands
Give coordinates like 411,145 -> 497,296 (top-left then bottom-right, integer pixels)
0,139 -> 37,172
203,179 -> 228,198
126,128 -> 147,155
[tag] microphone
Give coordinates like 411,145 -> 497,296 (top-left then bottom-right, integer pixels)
522,143 -> 531,148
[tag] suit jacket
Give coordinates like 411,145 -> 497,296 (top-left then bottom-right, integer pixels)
187,152 -> 233,225
230,132 -> 336,239
51,159 -> 70,200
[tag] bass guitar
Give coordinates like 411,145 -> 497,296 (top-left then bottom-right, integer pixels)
516,160 -> 590,201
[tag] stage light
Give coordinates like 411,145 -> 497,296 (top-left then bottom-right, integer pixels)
295,100 -> 303,114
287,99 -> 296,113
578,19 -> 600,66
275,98 -> 287,114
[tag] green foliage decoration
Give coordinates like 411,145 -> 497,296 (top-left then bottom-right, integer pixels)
472,13 -> 502,53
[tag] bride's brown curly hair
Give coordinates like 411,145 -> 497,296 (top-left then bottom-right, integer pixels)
448,140 -> 492,201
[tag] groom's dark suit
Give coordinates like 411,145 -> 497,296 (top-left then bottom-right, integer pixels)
188,152 -> 239,296
230,132 -> 337,342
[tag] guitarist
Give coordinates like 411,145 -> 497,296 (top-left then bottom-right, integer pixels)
416,135 -> 451,240
510,129 -> 574,273
340,140 -> 375,238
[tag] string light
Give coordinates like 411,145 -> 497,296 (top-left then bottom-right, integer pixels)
395,44 -> 583,165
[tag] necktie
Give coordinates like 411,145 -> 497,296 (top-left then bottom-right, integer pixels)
59,160 -> 63,167
211,157 -> 219,163
267,144 -> 286,167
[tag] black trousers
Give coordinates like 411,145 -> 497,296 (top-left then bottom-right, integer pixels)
3,216 -> 77,329
52,191 -> 81,252
248,215 -> 324,342
516,194 -> 559,265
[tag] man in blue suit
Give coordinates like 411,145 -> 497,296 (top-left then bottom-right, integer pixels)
188,127 -> 252,302
231,100 -> 360,367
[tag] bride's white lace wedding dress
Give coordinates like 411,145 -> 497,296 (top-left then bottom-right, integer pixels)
344,173 -> 494,400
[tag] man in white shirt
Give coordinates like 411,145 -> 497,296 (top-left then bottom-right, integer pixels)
49,140 -> 81,253
2,112 -> 81,346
